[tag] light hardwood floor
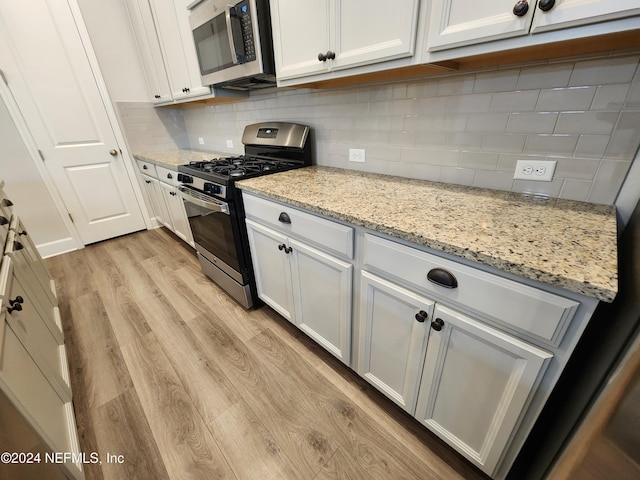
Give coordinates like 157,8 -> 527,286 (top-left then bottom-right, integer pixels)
46,228 -> 488,480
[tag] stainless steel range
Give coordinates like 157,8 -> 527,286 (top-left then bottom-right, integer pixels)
177,122 -> 311,308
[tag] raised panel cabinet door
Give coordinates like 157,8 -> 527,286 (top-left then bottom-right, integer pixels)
270,0 -> 332,81
357,271 -> 434,414
245,219 -> 295,321
0,0 -> 146,245
531,0 -> 640,33
427,0 -> 536,51
162,184 -> 194,246
125,0 -> 173,103
289,238 -> 352,364
151,177 -> 173,230
414,304 -> 553,476
333,0 -> 419,70
150,0 -> 210,99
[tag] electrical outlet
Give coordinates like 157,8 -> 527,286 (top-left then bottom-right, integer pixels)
349,148 -> 366,163
198,137 -> 205,145
514,160 -> 556,182
226,139 -> 234,148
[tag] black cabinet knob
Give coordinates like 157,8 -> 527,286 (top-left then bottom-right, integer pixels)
415,310 -> 429,323
538,0 -> 555,11
278,212 -> 291,224
167,173 -> 173,179
513,0 -> 529,16
431,318 -> 445,331
13,241 -> 24,251
2,198 -> 13,207
318,52 -> 327,62
9,296 -> 24,306
143,165 -> 148,170
154,94 -> 161,99
7,303 -> 23,314
0,216 -> 8,225
278,243 -> 285,251
284,246 -> 292,254
326,51 -> 336,60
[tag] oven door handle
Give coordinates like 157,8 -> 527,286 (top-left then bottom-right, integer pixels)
178,186 -> 230,215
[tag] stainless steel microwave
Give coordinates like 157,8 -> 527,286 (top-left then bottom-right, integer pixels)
188,0 -> 275,90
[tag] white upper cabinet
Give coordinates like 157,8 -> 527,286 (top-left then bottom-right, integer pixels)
125,0 -> 211,103
427,0 -> 536,51
271,0 -> 420,84
427,0 -> 640,52
531,0 -> 640,32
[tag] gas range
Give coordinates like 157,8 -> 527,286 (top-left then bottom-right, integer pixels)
175,122 -> 312,309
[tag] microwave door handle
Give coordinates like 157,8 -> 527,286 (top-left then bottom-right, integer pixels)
225,5 -> 240,65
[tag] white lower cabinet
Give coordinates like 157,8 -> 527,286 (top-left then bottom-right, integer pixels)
414,304 -> 552,476
243,193 -> 353,364
357,271 -> 434,414
137,160 -> 194,247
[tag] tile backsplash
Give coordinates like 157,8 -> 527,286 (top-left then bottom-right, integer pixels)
119,54 -> 640,205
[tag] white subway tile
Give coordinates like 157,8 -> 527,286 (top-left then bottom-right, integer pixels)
569,56 -> 639,87
536,86 -> 596,112
524,134 -> 578,155
517,63 -> 572,90
559,179 -> 591,202
507,112 -> 558,134
490,90 -> 539,113
553,157 -> 600,180
587,160 -> 632,204
555,111 -> 618,135
474,70 -> 519,93
483,133 -> 527,153
440,167 -> 476,186
591,84 -> 630,111
461,151 -> 500,170
466,113 -> 509,133
473,170 -> 515,191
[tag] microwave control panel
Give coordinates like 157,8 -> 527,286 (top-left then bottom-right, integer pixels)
233,0 -> 256,63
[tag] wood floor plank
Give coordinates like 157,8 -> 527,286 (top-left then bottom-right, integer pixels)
67,292 -> 134,409
188,313 -> 340,479
120,330 -> 236,480
93,389 -> 171,480
212,399 -> 305,480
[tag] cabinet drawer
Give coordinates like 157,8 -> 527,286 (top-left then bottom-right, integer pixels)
243,193 -> 354,259
156,165 -> 179,186
136,159 -> 158,177
363,234 -> 579,346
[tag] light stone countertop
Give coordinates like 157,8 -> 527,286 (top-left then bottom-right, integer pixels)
237,166 -> 618,303
133,149 -> 230,169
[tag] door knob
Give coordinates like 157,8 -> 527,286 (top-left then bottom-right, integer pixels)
109,149 -> 118,156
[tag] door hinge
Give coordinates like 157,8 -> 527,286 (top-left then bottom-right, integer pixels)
68,213 -> 74,223
38,150 -> 45,161
0,69 -> 7,85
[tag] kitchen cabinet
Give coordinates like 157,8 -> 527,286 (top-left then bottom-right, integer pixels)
414,304 -> 551,476
270,0 -> 420,85
243,193 -> 353,364
125,0 -> 211,104
0,183 -> 83,480
358,232 -> 574,477
136,160 -> 194,247
427,0 -> 640,52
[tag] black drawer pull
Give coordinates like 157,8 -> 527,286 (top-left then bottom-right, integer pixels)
427,268 -> 458,289
278,212 -> 291,224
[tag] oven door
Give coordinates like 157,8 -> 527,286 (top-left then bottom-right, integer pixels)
177,186 -> 244,284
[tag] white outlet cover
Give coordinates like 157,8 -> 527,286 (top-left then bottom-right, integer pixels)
514,160 -> 556,182
226,139 -> 234,148
198,137 -> 205,145
349,148 -> 366,163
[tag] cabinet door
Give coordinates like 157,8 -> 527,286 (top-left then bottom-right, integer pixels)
415,304 -> 552,476
531,0 -> 640,33
245,219 -> 295,321
151,177 -> 172,229
289,238 -> 352,364
10,218 -> 56,305
333,0 -> 419,70
5,260 -> 71,401
125,0 -> 172,103
357,271 -> 434,414
162,183 -> 194,246
150,0 -> 210,100
270,0 -> 332,81
427,0 -> 535,51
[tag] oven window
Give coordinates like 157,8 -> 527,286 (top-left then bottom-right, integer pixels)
193,16 -> 234,75
183,200 -> 240,273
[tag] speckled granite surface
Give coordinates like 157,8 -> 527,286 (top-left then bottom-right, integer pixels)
237,166 -> 618,302
133,149 -> 229,169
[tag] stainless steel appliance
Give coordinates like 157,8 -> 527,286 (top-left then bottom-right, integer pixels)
177,122 -> 311,308
188,0 -> 275,90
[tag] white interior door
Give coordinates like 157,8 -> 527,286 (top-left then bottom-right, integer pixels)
0,0 -> 145,245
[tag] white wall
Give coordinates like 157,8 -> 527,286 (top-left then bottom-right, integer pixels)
75,0 -> 149,102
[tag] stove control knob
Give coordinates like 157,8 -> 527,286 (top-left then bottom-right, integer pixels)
179,174 -> 193,184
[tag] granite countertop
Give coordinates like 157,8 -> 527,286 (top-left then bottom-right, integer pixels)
133,149 -> 229,169
237,166 -> 618,302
